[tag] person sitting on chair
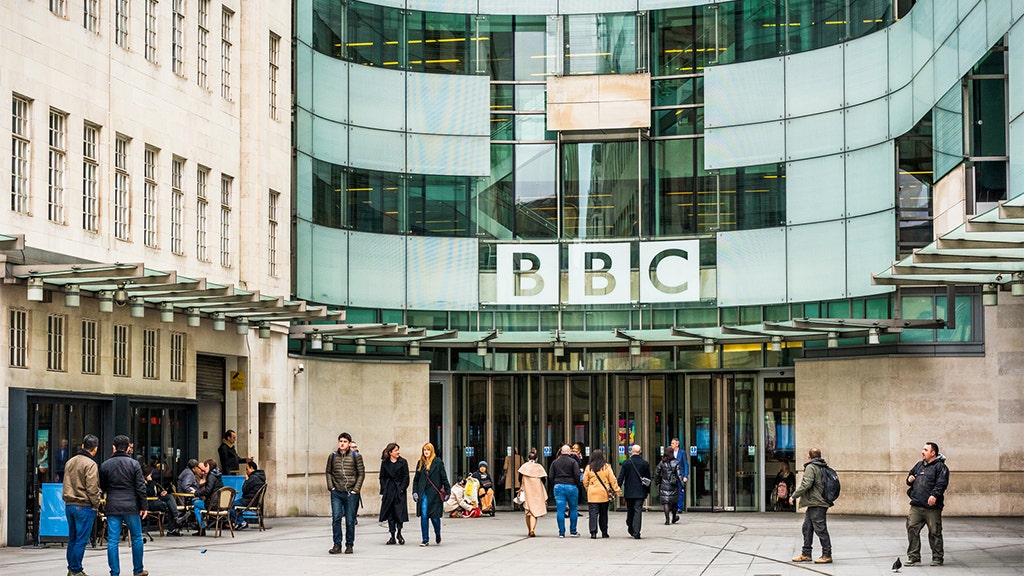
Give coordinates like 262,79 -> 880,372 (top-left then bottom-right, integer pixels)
470,461 -> 496,516
191,459 -> 223,536
232,460 -> 266,530
143,465 -> 181,536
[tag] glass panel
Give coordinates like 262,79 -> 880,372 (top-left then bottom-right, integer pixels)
787,220 -> 846,302
717,163 -> 785,231
492,378 -> 513,505
477,145 -> 514,238
653,7 -> 718,76
346,168 -> 401,234
715,1 -> 784,65
562,141 -> 642,239
787,154 -> 845,225
515,144 -> 558,239
677,307 -> 716,327
731,374 -> 757,510
705,121 -> 786,170
653,139 -> 697,236
570,378 -> 591,460
407,310 -> 448,329
312,0 -> 343,58
514,114 -> 552,141
649,377 -> 666,455
786,111 -> 845,160
787,0 -> 845,54
653,77 -> 702,107
346,0 -> 402,68
407,175 -> 471,236
348,126 -> 405,172
721,343 -> 762,368
491,114 -> 514,141
971,78 -> 1007,157
688,375 -> 713,507
312,158 -> 343,228
407,10 -> 471,75
616,378 -> 642,464
515,85 -> 546,111
544,378 -> 566,471
564,13 -> 637,76
349,67 -> 406,132
514,16 -> 548,80
653,107 -> 702,137
974,161 -> 1007,204
483,15 -> 514,80
848,0 -> 892,39
935,294 -> 974,342
764,377 -> 796,511
845,98 -> 890,150
585,310 -> 630,330
899,294 -> 934,342
846,142 -> 896,218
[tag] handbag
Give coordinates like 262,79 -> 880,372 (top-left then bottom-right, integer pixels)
627,458 -> 651,488
593,466 -> 616,500
424,469 -> 446,501
512,489 -> 525,505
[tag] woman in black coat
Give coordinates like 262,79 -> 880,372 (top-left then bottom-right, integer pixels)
653,446 -> 682,525
412,442 -> 450,547
378,443 -> 410,545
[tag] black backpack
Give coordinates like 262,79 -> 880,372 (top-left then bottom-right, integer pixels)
821,465 -> 841,505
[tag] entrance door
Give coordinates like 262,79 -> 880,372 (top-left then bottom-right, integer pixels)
686,374 -> 758,511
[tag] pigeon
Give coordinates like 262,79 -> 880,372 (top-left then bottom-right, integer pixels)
892,557 -> 902,572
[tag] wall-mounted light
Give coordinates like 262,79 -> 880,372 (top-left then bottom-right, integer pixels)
212,312 -> 226,331
64,284 -> 81,308
235,317 -> 249,335
769,335 -> 782,352
113,283 -> 129,306
322,335 -> 334,351
827,331 -> 839,348
554,340 -> 565,357
27,277 -> 44,302
629,340 -> 642,356
868,327 -> 880,345
983,283 -> 999,306
258,321 -> 271,339
1012,273 -> 1024,297
702,338 -> 715,354
160,302 -> 175,323
98,290 -> 114,313
130,297 -> 145,318
355,338 -> 367,354
310,331 -> 322,350
477,342 -> 488,357
187,308 -> 201,327
409,341 -> 420,356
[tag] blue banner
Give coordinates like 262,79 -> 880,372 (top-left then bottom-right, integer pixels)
39,483 -> 68,539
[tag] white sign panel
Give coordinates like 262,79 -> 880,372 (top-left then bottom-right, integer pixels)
496,244 -> 559,305
639,239 -> 701,303
568,243 -> 631,304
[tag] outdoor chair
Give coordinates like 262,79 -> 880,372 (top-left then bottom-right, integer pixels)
233,484 -> 268,531
200,486 -> 237,538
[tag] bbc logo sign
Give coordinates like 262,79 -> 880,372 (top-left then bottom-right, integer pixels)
496,240 -> 700,305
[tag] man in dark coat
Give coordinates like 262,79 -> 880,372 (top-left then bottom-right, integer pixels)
616,444 -> 651,539
218,430 -> 243,474
232,460 -> 267,530
905,442 -> 950,567
191,459 -> 224,535
99,434 -> 149,576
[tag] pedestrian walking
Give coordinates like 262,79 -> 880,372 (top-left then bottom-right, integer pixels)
412,443 -> 449,546
549,445 -> 582,538
326,432 -> 365,555
789,447 -> 833,564
654,445 -> 683,525
517,448 -> 547,537
905,442 -> 949,567
616,444 -> 651,539
581,449 -> 619,539
99,434 -> 149,576
62,434 -> 102,576
378,442 -> 409,545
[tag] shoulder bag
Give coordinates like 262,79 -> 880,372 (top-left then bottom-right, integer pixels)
593,465 -> 616,500
627,458 -> 651,488
423,467 -> 447,501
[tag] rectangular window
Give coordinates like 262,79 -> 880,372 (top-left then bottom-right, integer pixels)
220,175 -> 232,267
82,123 -> 99,231
197,166 -> 209,261
84,0 -> 99,32
47,314 -> 66,372
48,108 -> 68,224
81,319 -> 98,374
170,332 -> 185,382
113,324 -> 130,377
171,157 -> 184,254
11,95 -> 31,214
9,309 -> 28,368
116,0 -> 130,48
144,147 -> 159,247
172,0 -> 185,76
114,135 -> 131,240
268,189 -> 279,276
142,328 -> 158,379
50,0 -> 67,18
145,0 -> 159,63
220,7 -> 233,100
197,0 -> 209,88
269,32 -> 280,120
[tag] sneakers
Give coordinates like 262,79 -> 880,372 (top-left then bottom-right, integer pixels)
235,521 -> 248,531
814,556 -> 833,564
905,560 -> 921,566
344,545 -> 353,554
420,541 -> 429,547
791,555 -> 813,562
570,532 -> 580,538
931,560 -> 943,566
329,544 -> 343,554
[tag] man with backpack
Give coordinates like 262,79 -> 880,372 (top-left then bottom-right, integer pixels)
789,447 -> 835,564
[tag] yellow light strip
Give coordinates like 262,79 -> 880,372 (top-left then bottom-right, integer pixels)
565,52 -> 612,58
346,42 -> 374,47
346,187 -> 374,192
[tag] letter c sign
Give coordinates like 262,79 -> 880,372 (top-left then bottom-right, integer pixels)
639,240 -> 700,303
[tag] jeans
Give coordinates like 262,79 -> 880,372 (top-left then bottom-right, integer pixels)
677,483 -> 686,512
330,490 -> 358,547
419,495 -> 441,543
588,502 -> 609,536
106,513 -> 145,576
907,506 -> 943,562
193,499 -> 206,528
65,504 -> 95,573
553,484 -> 579,536
801,506 -> 832,557
625,498 -> 644,537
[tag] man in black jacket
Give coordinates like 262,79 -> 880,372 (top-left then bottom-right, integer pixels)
549,446 -> 582,537
233,460 -> 267,529
905,442 -> 950,567
99,434 -> 149,576
617,444 -> 651,539
191,459 -> 224,536
218,430 -> 243,474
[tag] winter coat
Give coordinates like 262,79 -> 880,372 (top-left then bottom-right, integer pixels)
502,454 -> 523,490
517,460 -> 548,517
548,454 -> 581,486
194,467 -> 224,508
654,459 -> 682,504
62,450 -> 102,509
791,458 -> 830,508
413,459 -> 450,519
99,451 -> 148,516
907,454 -> 949,510
218,441 -> 242,474
582,464 -> 620,503
617,455 -> 652,499
325,449 -> 365,493
177,467 -> 199,493
240,469 -> 266,504
379,457 -> 410,523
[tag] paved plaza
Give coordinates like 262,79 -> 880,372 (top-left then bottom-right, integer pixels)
3,512 -> 1020,576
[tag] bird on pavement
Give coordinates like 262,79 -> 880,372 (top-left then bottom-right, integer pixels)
892,557 -> 902,572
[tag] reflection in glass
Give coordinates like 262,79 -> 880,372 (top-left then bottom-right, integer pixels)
564,13 -> 637,76
347,168 -> 402,234
407,11 -> 472,75
477,145 -> 514,238
515,144 -> 558,238
312,0 -> 343,58
786,0 -> 845,53
563,141 -> 643,239
407,175 -> 472,236
346,0 -> 402,68
312,159 -> 343,228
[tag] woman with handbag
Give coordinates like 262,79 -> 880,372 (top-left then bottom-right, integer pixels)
516,448 -> 548,537
581,450 -> 620,539
378,443 -> 409,545
654,445 -> 683,525
412,443 -> 450,547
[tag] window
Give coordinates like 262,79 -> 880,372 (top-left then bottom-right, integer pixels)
171,157 -> 184,254
50,0 -> 67,18
221,7 -> 233,100
144,147 -> 159,247
116,0 -> 130,48
145,0 -> 159,63
84,0 -> 99,32
9,309 -> 28,368
82,319 -> 98,374
82,123 -> 99,231
48,109 -> 68,224
172,0 -> 185,76
197,0 -> 209,88
114,135 -> 131,240
197,166 -> 209,261
143,328 -> 158,379
170,332 -> 185,382
269,32 -> 280,119
113,324 -> 130,377
11,95 -> 31,214
47,314 -> 66,372
268,189 -> 279,276
220,175 -> 232,267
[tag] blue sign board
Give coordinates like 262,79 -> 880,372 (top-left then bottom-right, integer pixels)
543,446 -> 552,457
39,483 -> 68,539
464,446 -> 474,458
689,446 -> 697,456
222,475 -> 244,493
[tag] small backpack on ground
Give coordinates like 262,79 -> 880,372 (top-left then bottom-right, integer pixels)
820,466 -> 841,505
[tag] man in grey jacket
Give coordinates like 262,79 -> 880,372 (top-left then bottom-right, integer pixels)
789,447 -> 832,564
325,432 -> 365,555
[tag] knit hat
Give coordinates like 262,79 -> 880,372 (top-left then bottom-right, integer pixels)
478,460 -> 488,468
